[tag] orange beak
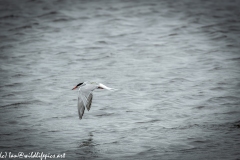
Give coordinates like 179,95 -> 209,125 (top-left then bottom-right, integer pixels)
72,86 -> 78,90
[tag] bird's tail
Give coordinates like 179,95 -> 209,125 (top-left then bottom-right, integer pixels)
99,83 -> 117,91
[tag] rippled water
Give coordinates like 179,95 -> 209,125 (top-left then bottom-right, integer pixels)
0,0 -> 240,159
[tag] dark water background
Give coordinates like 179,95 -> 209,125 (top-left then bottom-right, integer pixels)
0,0 -> 240,159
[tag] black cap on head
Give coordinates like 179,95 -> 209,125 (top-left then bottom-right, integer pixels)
76,82 -> 83,86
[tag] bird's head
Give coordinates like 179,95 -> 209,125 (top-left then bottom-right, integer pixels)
72,82 -> 83,90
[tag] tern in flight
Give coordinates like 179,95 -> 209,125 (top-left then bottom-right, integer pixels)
72,81 -> 115,119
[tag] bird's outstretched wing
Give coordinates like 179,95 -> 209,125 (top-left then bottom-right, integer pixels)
78,96 -> 85,119
77,83 -> 97,119
86,93 -> 93,111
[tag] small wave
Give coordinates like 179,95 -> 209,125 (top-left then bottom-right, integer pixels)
0,44 -> 14,50
2,94 -> 15,97
207,96 -> 240,103
222,111 -> 240,115
194,106 -> 206,109
136,119 -> 161,124
96,40 -> 108,44
51,114 -> 74,119
8,120 -> 18,124
78,16 -> 90,20
75,55 -> 111,61
0,14 -> 21,19
0,145 -> 13,149
53,18 -> 70,22
12,73 -> 27,77
210,87 -> 225,91
208,66 -> 223,71
190,139 -> 208,144
0,102 -> 29,108
168,33 -> 178,36
172,122 -> 239,131
0,100 -> 41,108
0,82 -> 21,88
211,35 -> 227,40
169,78 -> 191,83
95,14 -> 111,18
95,113 -> 114,117
228,57 -> 240,61
109,33 -> 128,38
17,115 -> 30,119
38,11 -> 58,18
9,25 -> 32,31
201,23 -> 224,29
233,121 -> 240,128
49,130 -> 60,132
84,46 -> 103,50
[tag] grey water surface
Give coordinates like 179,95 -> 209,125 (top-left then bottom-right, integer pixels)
0,0 -> 240,159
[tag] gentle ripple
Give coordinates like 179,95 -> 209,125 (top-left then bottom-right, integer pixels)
0,0 -> 240,159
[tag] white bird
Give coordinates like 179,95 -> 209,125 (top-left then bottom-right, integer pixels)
72,81 -> 115,119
